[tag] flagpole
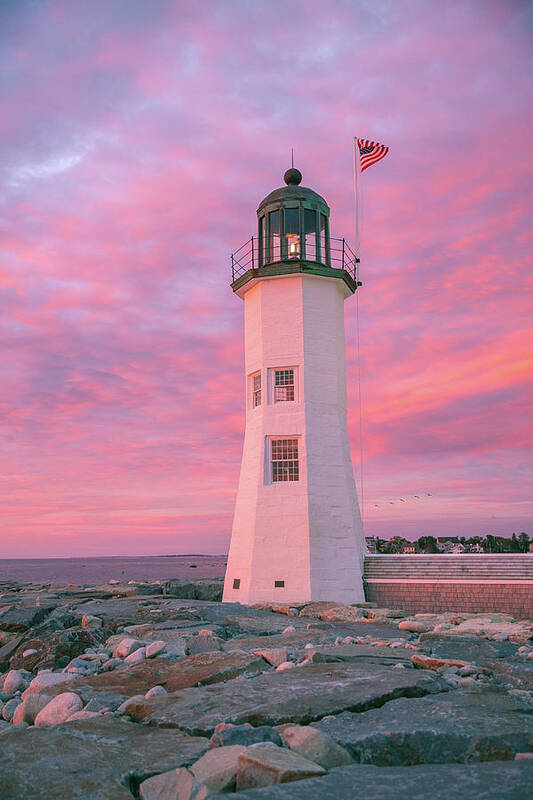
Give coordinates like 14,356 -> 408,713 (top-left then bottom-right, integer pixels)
353,137 -> 364,531
352,137 -> 360,265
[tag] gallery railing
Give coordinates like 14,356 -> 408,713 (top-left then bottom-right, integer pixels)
230,236 -> 359,284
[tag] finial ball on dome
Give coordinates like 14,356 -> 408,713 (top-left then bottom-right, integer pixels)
284,167 -> 302,186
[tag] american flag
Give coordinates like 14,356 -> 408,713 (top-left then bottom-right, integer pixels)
356,138 -> 389,172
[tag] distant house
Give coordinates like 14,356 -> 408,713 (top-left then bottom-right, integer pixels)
402,543 -> 416,554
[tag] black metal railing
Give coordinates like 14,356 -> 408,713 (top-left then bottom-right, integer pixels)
230,236 -> 359,284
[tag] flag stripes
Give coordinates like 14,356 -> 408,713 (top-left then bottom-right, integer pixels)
356,138 -> 389,172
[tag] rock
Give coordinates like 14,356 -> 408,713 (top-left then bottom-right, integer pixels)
164,579 -> 223,602
11,693 -> 51,725
280,724 -> 353,768
276,661 -> 295,671
0,604 -> 55,633
65,710 -> 102,722
236,743 -> 326,790
398,619 -> 432,633
101,657 -> 122,671
253,647 -> 287,667
23,671 -> 75,695
114,638 -> 145,658
146,685 -> 168,699
318,606 -> 366,624
412,654 -> 466,671
309,644 -> 412,667
65,656 -> 99,675
51,650 -> 268,706
312,690 -> 533,765
282,626 -> 296,635
81,614 -> 103,629
0,717 -> 208,799
299,602 -> 343,618
209,724 -> 282,749
34,692 -> 83,726
2,696 -> 22,721
117,694 -> 146,716
142,662 -> 447,735
146,640 -> 166,658
140,767 -> 211,800
218,762 -> 533,799
2,669 -> 32,694
0,634 -> 26,665
420,633 -> 519,662
124,647 -> 146,666
17,627 -> 105,671
186,632 -> 224,656
190,745 -> 247,792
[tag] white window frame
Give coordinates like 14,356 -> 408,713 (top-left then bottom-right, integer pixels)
265,436 -> 300,484
248,370 -> 262,409
268,366 -> 298,405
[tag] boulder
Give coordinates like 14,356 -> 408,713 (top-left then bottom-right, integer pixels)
308,644 -> 412,667
2,696 -> 21,721
0,604 -> 55,633
141,662 -> 447,735
114,638 -> 145,658
412,654 -> 467,671
2,668 -> 32,694
318,606 -> 368,624
280,724 -> 353,768
0,717 -> 208,799
34,692 -> 83,726
236,743 -> 326,790
140,767 -> 211,800
145,684 -> 168,700
190,745 -> 246,792
65,710 -> 102,722
11,693 -> 51,725
146,640 -> 166,658
23,671 -> 75,696
313,690 -> 533,765
217,762 -> 533,800
186,632 -> 224,656
209,724 -> 282,749
124,647 -> 146,666
398,619 -> 433,633
252,647 -> 287,667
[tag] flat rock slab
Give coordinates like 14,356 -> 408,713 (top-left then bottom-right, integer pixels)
231,762 -> 533,799
0,605 -> 56,632
142,662 -> 447,735
420,633 -> 519,662
44,651 -> 268,703
0,717 -> 208,800
310,644 -> 413,666
222,630 -> 331,654
313,690 -> 533,764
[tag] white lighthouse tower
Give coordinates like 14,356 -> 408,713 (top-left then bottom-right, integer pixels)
223,167 -> 365,605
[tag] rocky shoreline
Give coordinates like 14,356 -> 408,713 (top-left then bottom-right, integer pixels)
1,577 -> 532,798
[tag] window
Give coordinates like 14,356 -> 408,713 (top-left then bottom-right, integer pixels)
274,369 -> 294,402
233,579 -> 240,589
274,580 -> 285,588
284,208 -> 300,259
319,213 -> 328,265
252,372 -> 261,407
271,438 -> 299,482
268,210 -> 280,263
304,209 -> 316,261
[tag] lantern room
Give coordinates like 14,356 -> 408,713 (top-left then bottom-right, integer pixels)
257,167 -> 331,266
230,167 -> 359,296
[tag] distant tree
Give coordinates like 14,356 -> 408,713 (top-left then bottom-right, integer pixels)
483,534 -> 497,553
416,536 -> 439,554
375,537 -> 385,553
518,532 -> 530,553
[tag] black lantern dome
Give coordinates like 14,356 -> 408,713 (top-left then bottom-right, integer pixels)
230,168 -> 358,295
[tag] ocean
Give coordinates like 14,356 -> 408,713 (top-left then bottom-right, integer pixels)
0,555 -> 228,586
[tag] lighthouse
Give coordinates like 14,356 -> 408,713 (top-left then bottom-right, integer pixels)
223,167 -> 366,605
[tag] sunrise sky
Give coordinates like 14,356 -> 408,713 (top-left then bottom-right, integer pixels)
1,0 -> 532,557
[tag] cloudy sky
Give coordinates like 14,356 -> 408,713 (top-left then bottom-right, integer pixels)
1,0 -> 531,557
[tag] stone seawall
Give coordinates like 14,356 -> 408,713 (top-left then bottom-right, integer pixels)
363,555 -> 533,617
